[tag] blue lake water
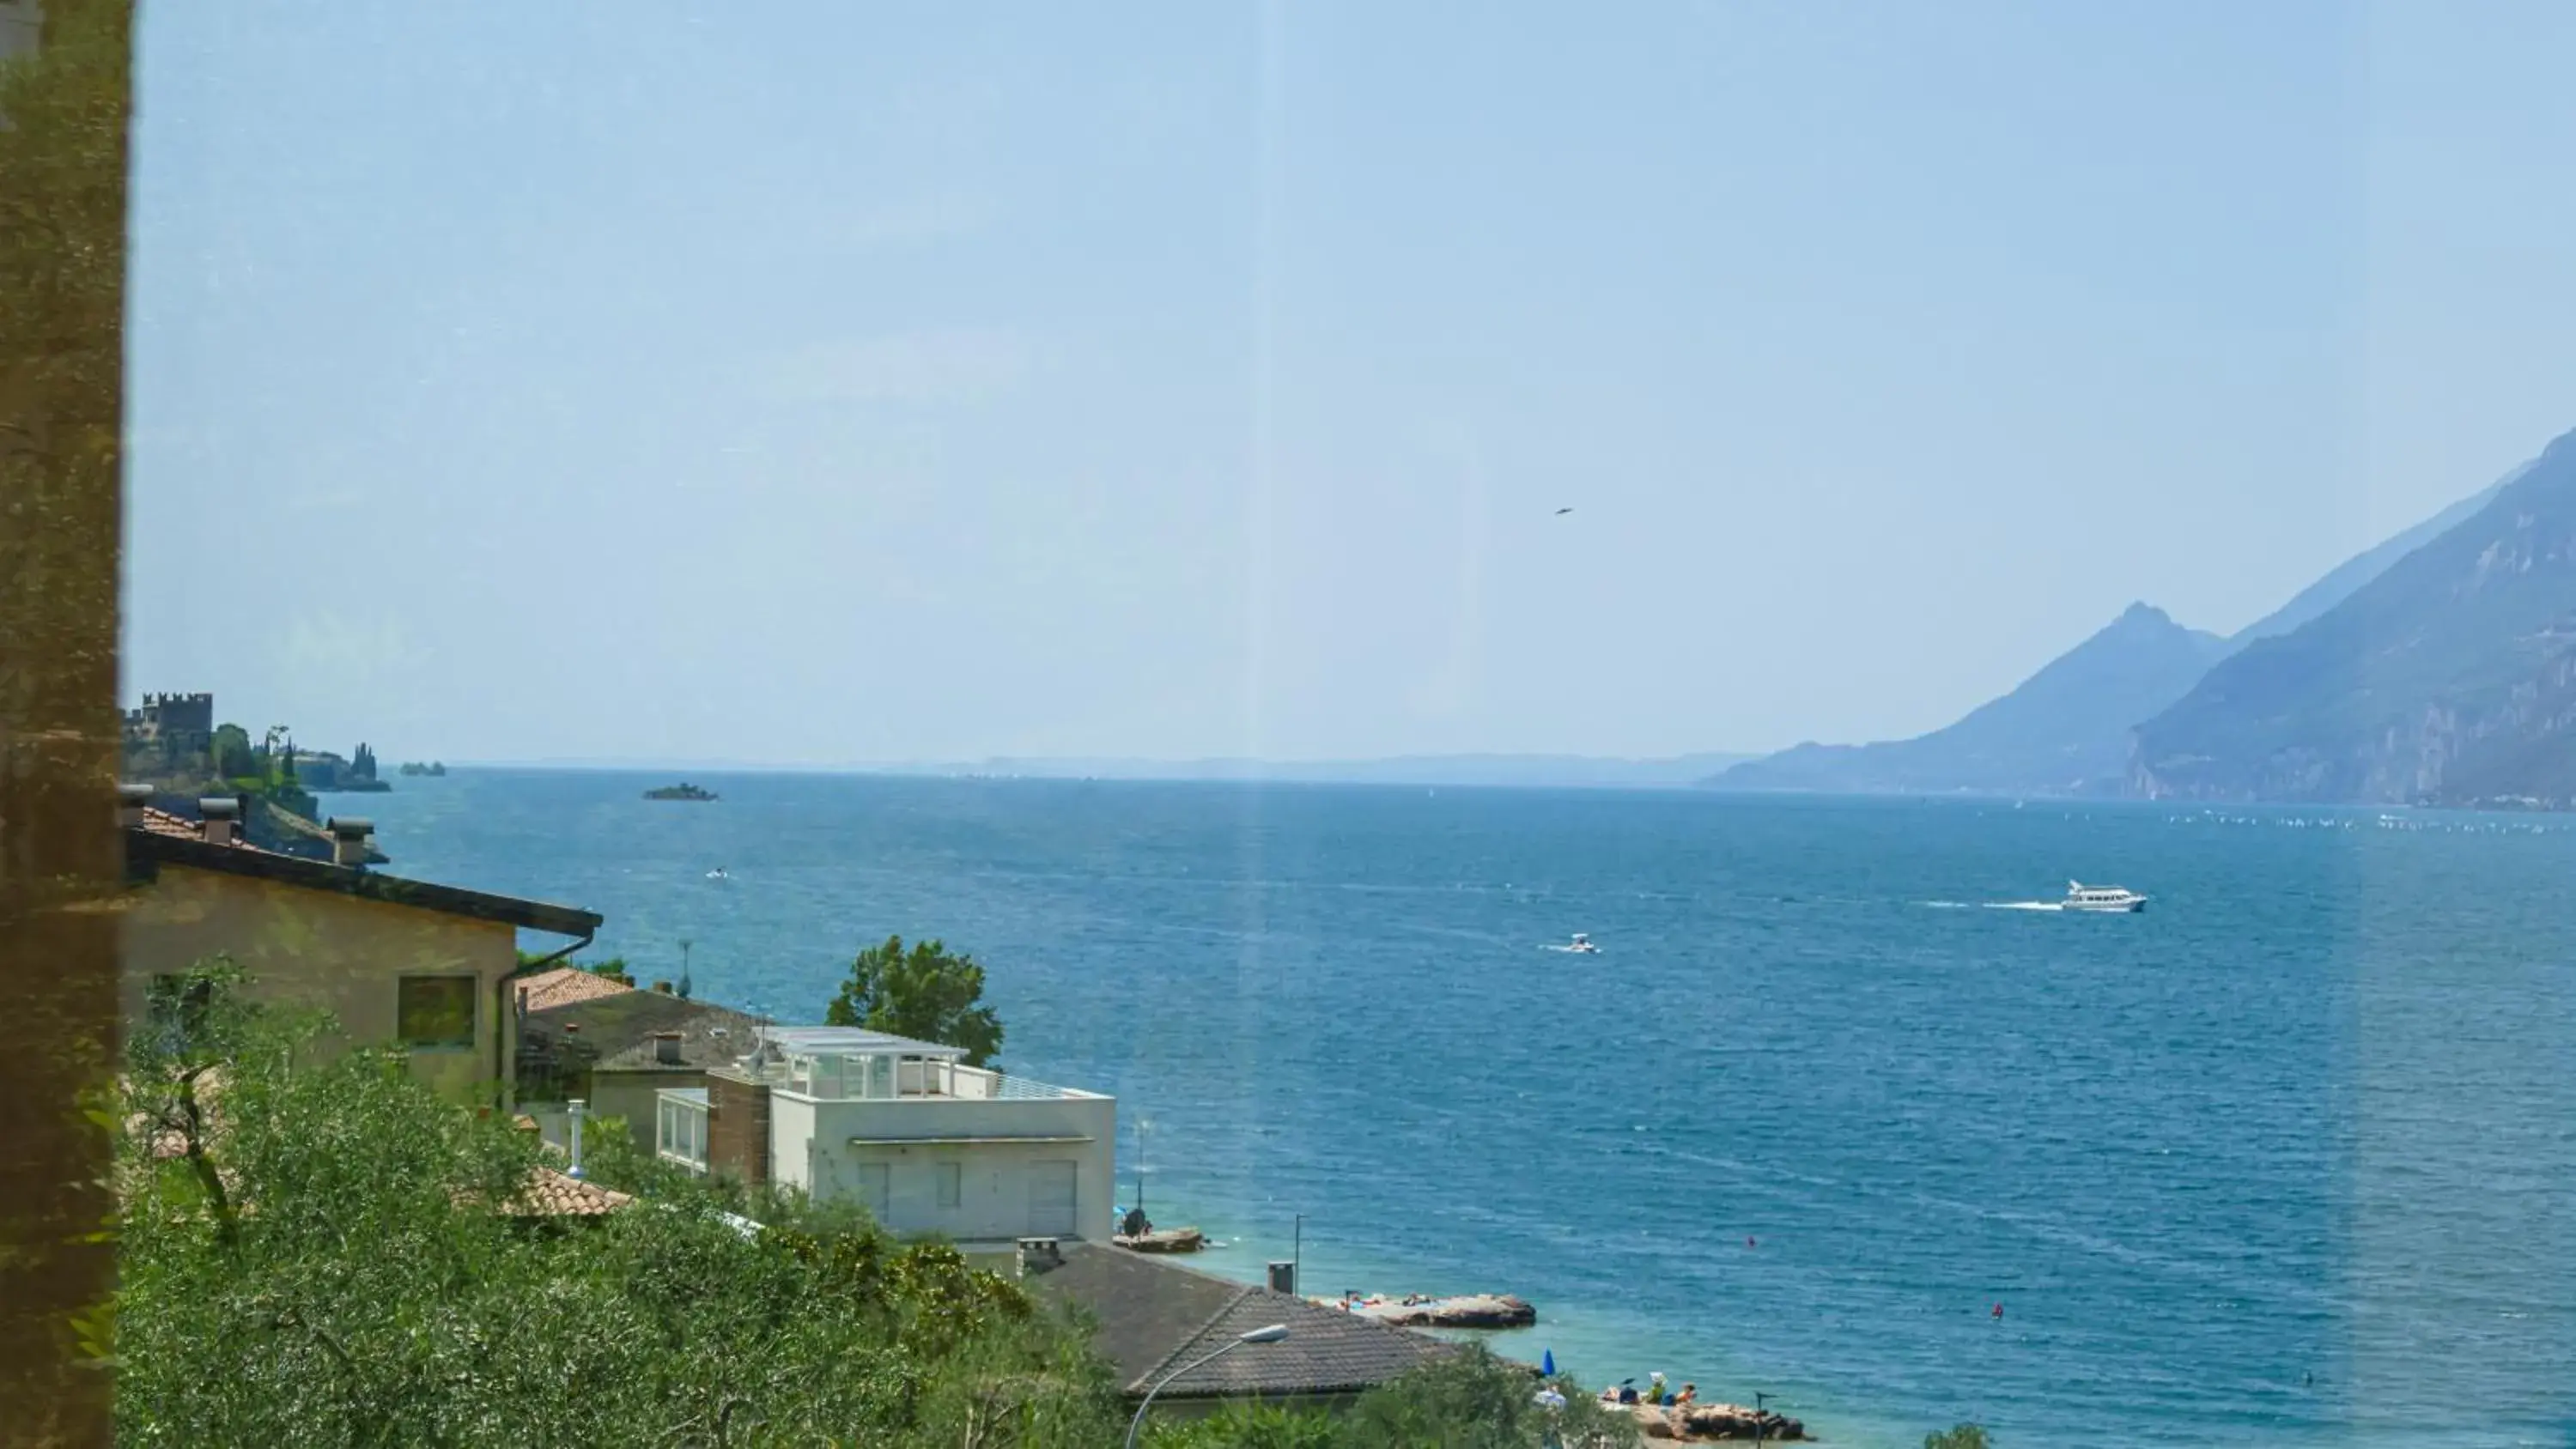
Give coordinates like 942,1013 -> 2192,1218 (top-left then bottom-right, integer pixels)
355,772 -> 2576,1446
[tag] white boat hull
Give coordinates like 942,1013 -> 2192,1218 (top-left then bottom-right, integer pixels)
2061,881 -> 2146,912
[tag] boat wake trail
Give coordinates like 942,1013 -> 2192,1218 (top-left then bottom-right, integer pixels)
1917,900 -> 1977,910
1984,900 -> 2063,912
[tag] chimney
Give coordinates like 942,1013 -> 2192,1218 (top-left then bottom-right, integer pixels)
707,1070 -> 772,1186
117,782 -> 151,829
653,1032 -> 683,1066
197,797 -> 240,846
1018,1238 -> 1065,1276
1267,1260 -> 1298,1294
325,816 -> 374,868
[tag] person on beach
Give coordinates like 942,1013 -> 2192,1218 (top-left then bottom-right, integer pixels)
1649,1373 -> 1668,1406
1675,1384 -> 1698,1410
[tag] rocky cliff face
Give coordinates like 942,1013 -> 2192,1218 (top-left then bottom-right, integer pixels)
2132,427 -> 2576,807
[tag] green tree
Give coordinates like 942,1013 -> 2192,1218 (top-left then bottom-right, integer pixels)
827,935 -> 1005,1067
1147,1401 -> 1344,1449
1924,1427 -> 1991,1449
1144,1347 -> 1639,1449
212,723 -> 257,779
1340,1346 -> 1637,1449
115,964 -> 1126,1447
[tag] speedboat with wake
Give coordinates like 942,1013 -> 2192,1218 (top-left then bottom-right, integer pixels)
2061,881 -> 2145,913
1545,932 -> 1602,955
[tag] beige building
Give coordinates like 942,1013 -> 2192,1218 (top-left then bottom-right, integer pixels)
119,788 -> 600,1103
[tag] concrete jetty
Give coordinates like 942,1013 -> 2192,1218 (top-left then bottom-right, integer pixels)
1110,1226 -> 1206,1254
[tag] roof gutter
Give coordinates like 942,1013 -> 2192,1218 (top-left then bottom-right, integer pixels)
497,931 -> 594,1110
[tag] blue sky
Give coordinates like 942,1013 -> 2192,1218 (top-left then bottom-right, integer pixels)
121,2 -> 2576,764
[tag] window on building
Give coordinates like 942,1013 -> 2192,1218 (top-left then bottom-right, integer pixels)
934,1161 -> 962,1210
396,975 -> 477,1049
657,1094 -> 708,1172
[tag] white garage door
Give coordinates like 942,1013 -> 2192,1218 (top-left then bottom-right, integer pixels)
1027,1160 -> 1077,1236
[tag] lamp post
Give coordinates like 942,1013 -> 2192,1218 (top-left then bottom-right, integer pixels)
1134,1115 -> 1150,1219
1122,1324 -> 1288,1448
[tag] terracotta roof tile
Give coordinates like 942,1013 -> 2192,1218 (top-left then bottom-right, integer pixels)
503,1167 -> 633,1218
514,967 -> 636,1013
138,805 -> 262,849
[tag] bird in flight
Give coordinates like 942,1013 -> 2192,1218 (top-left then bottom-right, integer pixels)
1554,506 -> 1573,516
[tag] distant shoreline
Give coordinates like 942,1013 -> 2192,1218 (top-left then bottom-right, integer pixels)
426,753 -> 1764,791
415,761 -> 2576,814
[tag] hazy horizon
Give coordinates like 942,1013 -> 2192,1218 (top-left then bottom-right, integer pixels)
120,3 -> 2576,765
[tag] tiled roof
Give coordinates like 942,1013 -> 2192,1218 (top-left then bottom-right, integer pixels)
138,805 -> 259,848
1149,1284 -> 1457,1399
514,967 -> 635,1014
520,991 -> 768,1077
128,826 -> 601,938
1024,1245 -> 1455,1400
504,1167 -> 633,1218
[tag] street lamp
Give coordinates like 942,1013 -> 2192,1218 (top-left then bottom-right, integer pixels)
1123,1324 -> 1289,1448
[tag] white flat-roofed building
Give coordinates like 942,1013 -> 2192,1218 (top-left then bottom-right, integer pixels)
662,1025 -> 1115,1256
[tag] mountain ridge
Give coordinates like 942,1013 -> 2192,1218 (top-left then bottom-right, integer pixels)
2227,468 -> 2521,648
2132,427 -> 2576,806
1710,603 -> 2228,797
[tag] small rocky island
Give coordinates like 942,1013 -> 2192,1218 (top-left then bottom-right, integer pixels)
398,761 -> 447,777
644,782 -> 718,801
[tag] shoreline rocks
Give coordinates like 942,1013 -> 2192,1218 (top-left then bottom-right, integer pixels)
1323,1293 -> 1538,1329
1631,1403 -> 1807,1441
1111,1227 -> 1205,1254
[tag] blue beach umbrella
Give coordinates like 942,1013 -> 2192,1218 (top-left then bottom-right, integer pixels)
1541,1349 -> 1556,1376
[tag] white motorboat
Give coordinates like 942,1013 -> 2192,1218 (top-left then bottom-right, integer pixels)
2062,881 -> 2145,913
1552,932 -> 1602,955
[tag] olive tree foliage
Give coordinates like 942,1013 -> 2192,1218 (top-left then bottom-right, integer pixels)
114,960 -> 1124,1447
1145,1345 -> 1642,1449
